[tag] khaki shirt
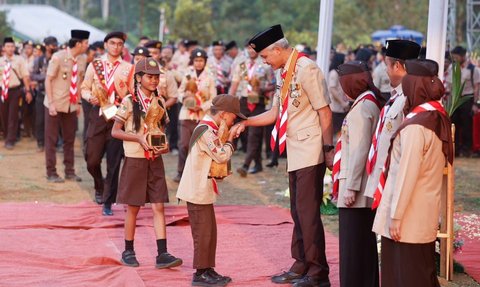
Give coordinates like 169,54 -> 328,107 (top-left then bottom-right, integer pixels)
272,51 -> 331,172
158,68 -> 179,100
115,94 -> 168,158
176,114 -> 234,204
81,55 -> 132,103
373,61 -> 391,93
365,86 -> 406,198
207,56 -> 231,88
445,62 -> 480,95
44,49 -> 87,113
336,91 -> 380,208
178,68 -> 216,121
372,125 -> 446,243
231,56 -> 274,98
171,50 -> 190,76
328,69 -> 349,113
0,55 -> 29,88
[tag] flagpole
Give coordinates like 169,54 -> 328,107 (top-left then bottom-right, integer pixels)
316,0 -> 334,82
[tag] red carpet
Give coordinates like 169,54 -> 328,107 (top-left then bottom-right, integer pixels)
0,202 -> 340,286
454,213 -> 480,283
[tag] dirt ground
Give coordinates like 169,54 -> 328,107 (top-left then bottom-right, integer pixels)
0,134 -> 478,286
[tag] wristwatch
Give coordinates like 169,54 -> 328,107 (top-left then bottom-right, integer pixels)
323,144 -> 335,152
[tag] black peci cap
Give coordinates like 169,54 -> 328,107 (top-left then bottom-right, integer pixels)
405,59 -> 439,77
131,46 -> 150,57
104,31 -> 127,43
385,39 -> 421,60
144,40 -> 162,50
3,37 -> 14,44
248,24 -> 284,53
71,29 -> 90,40
451,46 -> 467,57
212,40 -> 224,47
43,36 -> 58,46
225,41 -> 237,51
337,61 -> 369,76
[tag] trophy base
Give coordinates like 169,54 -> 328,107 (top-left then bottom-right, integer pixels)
184,97 -> 198,109
148,133 -> 167,147
101,104 -> 118,121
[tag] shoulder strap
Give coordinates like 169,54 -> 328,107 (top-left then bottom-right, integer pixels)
92,59 -> 107,89
188,124 -> 208,151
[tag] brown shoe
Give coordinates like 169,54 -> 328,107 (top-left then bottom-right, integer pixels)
271,271 -> 303,284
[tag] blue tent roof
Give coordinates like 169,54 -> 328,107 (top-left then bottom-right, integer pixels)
371,25 -> 423,45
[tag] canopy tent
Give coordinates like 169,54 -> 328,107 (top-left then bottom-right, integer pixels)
371,25 -> 424,45
0,4 -> 107,43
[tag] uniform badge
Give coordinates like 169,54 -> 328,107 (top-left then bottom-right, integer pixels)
292,99 -> 300,107
386,121 -> 393,131
62,72 -> 67,80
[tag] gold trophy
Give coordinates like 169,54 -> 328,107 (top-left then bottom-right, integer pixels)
144,97 -> 168,152
209,119 -> 232,179
184,77 -> 207,108
93,82 -> 118,121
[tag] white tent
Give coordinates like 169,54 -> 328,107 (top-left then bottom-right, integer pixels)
0,4 -> 107,43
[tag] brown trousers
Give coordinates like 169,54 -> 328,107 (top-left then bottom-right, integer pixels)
288,163 -> 329,280
177,119 -> 198,175
187,202 -> 217,269
44,107 -> 77,177
0,87 -> 22,144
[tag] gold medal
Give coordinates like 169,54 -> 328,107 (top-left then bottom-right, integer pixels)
292,99 -> 300,107
62,72 -> 67,80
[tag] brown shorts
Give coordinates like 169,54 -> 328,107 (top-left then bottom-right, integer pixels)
117,156 -> 169,206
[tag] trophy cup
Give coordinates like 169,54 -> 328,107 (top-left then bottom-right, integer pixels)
93,82 -> 118,121
144,97 -> 168,152
209,119 -> 232,179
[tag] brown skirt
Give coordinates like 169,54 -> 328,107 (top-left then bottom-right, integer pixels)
117,156 -> 169,206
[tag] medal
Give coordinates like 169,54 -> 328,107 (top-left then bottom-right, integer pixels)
62,72 -> 67,80
292,99 -> 300,107
386,121 -> 393,131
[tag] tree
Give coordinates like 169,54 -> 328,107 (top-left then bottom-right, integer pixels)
0,11 -> 12,40
172,0 -> 214,45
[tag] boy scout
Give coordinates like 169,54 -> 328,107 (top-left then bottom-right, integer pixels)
1,37 -> 32,149
81,31 -> 132,215
364,40 -> 420,206
230,44 -> 275,175
207,41 -> 231,94
44,29 -> 89,182
236,25 -> 333,287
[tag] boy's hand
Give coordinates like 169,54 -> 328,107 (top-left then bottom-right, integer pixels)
138,133 -> 151,151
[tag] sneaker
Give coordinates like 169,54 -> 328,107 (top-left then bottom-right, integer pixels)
65,174 -> 82,182
47,175 -> 65,183
102,204 -> 113,216
207,268 -> 232,284
94,190 -> 104,205
121,250 -> 139,267
155,252 -> 183,269
192,270 -> 228,286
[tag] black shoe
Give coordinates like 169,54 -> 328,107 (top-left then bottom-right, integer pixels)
207,268 -> 232,284
192,270 -> 227,286
236,166 -> 248,177
65,174 -> 82,182
266,161 -> 278,168
94,190 -> 103,205
155,252 -> 183,269
173,173 -> 182,183
47,175 -> 65,183
292,276 -> 330,287
248,166 -> 263,174
121,250 -> 139,267
102,204 -> 113,216
271,271 -> 303,284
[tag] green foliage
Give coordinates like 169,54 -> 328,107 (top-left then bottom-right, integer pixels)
0,11 -> 12,39
173,0 -> 214,45
445,62 -> 472,116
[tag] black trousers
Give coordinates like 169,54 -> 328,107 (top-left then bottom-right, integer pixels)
339,208 -> 379,287
81,98 -> 93,144
35,91 -> 45,147
166,103 -> 180,150
187,202 -> 217,269
84,106 -> 123,204
243,103 -> 265,168
381,237 -> 440,287
452,96 -> 474,155
235,97 -> 250,152
21,92 -> 35,137
177,119 -> 198,175
0,87 -> 22,145
288,163 -> 329,280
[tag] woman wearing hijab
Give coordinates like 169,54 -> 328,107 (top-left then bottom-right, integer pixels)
372,59 -> 453,287
328,53 -> 350,136
333,61 -> 381,287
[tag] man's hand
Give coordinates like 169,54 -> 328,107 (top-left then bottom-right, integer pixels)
324,149 -> 334,170
48,102 -> 57,116
389,219 -> 402,242
343,189 -> 356,207
234,121 -> 247,138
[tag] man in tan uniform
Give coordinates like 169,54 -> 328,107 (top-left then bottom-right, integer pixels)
236,25 -> 333,287
81,31 -> 132,215
207,41 -> 231,95
372,59 -> 453,287
1,37 -> 33,149
44,29 -> 89,182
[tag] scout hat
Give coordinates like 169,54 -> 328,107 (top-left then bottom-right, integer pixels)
135,57 -> 161,75
385,39 -> 420,60
3,37 -> 14,44
104,31 -> 127,43
225,41 -> 237,51
248,24 -> 284,53
190,48 -> 208,60
131,46 -> 150,57
144,40 -> 162,50
405,59 -> 439,77
71,29 -> 90,40
211,94 -> 247,120
43,36 -> 58,46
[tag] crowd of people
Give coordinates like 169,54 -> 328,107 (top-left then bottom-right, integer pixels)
0,22 -> 474,287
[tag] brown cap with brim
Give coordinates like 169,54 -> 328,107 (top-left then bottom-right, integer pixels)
211,94 -> 247,120
135,57 -> 162,75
